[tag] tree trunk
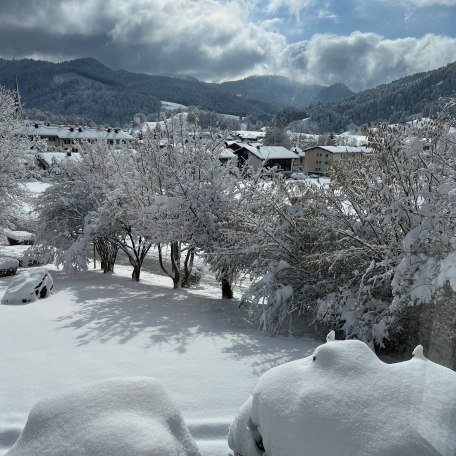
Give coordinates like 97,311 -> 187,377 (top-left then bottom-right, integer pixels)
221,276 -> 233,299
94,238 -> 118,273
131,263 -> 141,282
181,248 -> 195,288
171,242 -> 181,289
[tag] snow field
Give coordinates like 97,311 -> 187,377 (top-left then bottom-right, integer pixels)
0,262 -> 319,456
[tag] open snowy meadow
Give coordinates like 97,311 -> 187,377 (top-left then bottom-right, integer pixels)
0,253 -> 319,456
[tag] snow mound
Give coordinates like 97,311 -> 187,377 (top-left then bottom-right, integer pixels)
229,335 -> 456,456
6,377 -> 201,456
1,268 -> 53,305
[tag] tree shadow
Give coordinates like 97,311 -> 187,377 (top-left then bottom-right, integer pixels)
52,270 -> 320,373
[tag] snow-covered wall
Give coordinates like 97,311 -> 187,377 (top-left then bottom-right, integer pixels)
7,377 -> 201,456
229,333 -> 456,456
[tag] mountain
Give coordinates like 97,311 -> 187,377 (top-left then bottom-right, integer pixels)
220,75 -> 354,109
0,58 -> 276,125
299,62 -> 456,133
312,83 -> 355,104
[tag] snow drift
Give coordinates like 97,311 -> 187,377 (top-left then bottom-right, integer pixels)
6,377 -> 201,456
229,332 -> 456,456
1,268 -> 53,305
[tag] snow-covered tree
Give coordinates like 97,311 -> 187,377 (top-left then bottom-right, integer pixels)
35,142 -> 120,272
237,109 -> 456,363
133,115 -> 240,289
0,85 -> 38,227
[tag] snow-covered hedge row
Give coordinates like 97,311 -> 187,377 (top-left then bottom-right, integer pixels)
0,257 -> 19,276
6,377 -> 200,456
229,333 -> 456,456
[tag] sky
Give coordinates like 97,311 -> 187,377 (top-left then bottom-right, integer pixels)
0,0 -> 455,91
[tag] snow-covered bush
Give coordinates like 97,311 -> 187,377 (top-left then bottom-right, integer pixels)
1,268 -> 53,304
20,245 -> 55,267
7,377 -> 201,456
229,333 -> 456,456
0,258 -> 19,276
235,114 -> 456,363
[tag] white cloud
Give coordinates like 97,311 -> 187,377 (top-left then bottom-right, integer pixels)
398,0 -> 456,6
0,0 -> 286,80
282,32 -> 456,90
0,1 -> 455,89
264,0 -> 313,17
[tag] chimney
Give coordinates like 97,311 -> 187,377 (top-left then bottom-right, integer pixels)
78,127 -> 82,132
256,145 -> 260,149
69,127 -> 74,132
34,123 -> 38,128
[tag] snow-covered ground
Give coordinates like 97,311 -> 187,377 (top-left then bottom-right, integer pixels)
0,255 -> 319,455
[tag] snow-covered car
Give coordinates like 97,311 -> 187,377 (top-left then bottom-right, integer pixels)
289,172 -> 307,180
1,268 -> 53,305
229,332 -> 456,456
6,377 -> 201,456
0,258 -> 19,277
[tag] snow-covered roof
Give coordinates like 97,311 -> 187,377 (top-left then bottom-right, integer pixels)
220,148 -> 236,159
234,131 -> 266,140
240,143 -> 297,160
24,124 -> 133,141
308,145 -> 372,154
3,229 -> 35,242
36,152 -> 81,166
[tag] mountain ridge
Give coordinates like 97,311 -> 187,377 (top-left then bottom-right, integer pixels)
0,58 -> 352,125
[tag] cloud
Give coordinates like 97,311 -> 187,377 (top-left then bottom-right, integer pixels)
264,0 -> 314,17
398,0 -> 456,6
0,0 -> 455,90
283,32 -> 456,90
0,0 -> 286,81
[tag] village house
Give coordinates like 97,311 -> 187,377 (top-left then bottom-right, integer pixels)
226,142 -> 297,174
303,145 -> 372,176
231,130 -> 266,142
24,123 -> 134,153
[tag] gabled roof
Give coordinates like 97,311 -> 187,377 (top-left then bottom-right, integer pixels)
237,143 -> 297,160
307,145 -> 372,154
220,148 -> 236,159
24,124 -> 133,141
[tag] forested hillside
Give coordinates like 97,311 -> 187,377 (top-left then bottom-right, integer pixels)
1,57 -> 454,130
220,75 -> 353,109
0,58 -> 275,125
299,62 -> 456,132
